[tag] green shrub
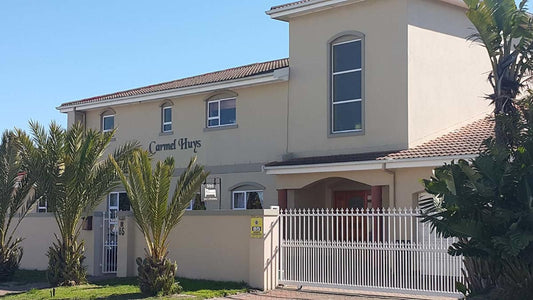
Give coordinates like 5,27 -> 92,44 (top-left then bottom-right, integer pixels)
136,255 -> 181,296
0,239 -> 23,281
46,236 -> 87,286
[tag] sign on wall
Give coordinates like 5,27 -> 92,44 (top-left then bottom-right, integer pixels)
148,138 -> 201,154
250,217 -> 263,238
201,178 -> 221,202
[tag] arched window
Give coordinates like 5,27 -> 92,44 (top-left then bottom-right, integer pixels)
329,32 -> 364,134
230,182 -> 265,210
160,100 -> 173,133
100,109 -> 116,133
206,91 -> 237,128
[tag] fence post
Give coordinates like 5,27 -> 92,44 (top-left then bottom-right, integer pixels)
248,208 -> 280,290
116,211 -> 135,277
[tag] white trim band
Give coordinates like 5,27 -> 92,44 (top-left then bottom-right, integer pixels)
263,154 -> 478,175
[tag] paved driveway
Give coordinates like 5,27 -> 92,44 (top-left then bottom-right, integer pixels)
212,287 -> 461,300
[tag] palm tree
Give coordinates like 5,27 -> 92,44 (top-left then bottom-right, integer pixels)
20,121 -> 138,286
0,130 -> 37,281
111,150 -> 208,296
464,0 -> 533,147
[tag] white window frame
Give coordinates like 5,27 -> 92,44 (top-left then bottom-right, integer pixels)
102,115 -> 115,133
232,190 -> 263,210
207,97 -> 236,128
185,200 -> 194,211
108,191 -> 130,218
331,38 -> 363,134
162,106 -> 172,133
37,198 -> 47,213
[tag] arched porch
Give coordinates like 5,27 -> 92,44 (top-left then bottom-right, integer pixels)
277,176 -> 390,210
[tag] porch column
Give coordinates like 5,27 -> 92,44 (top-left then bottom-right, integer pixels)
371,186 -> 382,208
277,189 -> 287,209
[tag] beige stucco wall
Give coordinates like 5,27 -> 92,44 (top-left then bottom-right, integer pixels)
286,0 -> 410,156
14,213 -> 100,275
117,209 -> 279,290
14,213 -> 58,270
83,82 -> 288,167
81,82 -> 288,212
407,0 -> 492,146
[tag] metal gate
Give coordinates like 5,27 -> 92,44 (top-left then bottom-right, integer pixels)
278,208 -> 464,295
102,211 -> 118,273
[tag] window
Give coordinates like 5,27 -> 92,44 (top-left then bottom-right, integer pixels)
37,198 -> 47,213
207,98 -> 236,127
186,193 -> 205,211
232,190 -> 264,210
162,106 -> 172,132
331,37 -> 363,133
102,115 -> 115,133
108,192 -> 130,219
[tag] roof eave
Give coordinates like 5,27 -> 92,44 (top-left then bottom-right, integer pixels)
263,154 -> 477,175
57,67 -> 290,113
266,0 -> 467,21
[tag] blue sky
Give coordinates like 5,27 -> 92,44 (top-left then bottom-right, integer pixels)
0,1 -> 289,132
0,1 -> 530,133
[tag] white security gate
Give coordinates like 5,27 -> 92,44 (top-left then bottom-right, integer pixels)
102,212 -> 118,273
278,208 -> 464,295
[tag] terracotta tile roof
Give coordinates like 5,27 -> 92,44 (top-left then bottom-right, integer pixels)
59,58 -> 289,108
379,117 -> 493,160
270,0 -> 312,10
265,116 -> 493,167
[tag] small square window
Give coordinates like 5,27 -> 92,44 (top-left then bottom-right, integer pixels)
102,115 -> 114,132
162,107 -> 172,132
207,98 -> 236,128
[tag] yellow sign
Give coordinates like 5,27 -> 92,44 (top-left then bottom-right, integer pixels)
250,217 -> 263,238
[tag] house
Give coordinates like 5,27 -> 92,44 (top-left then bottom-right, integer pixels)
58,0 -> 492,213
39,0 -> 498,293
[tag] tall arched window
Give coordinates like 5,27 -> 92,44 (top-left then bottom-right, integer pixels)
330,32 -> 364,134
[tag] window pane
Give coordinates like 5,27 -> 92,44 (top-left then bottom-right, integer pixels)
246,191 -> 263,209
109,193 -> 118,207
220,99 -> 236,125
163,124 -> 172,132
119,193 -> 130,211
103,116 -> 114,131
233,192 -> 245,209
333,40 -> 362,72
208,119 -> 219,127
333,101 -> 362,132
163,107 -> 172,123
208,102 -> 219,118
333,71 -> 362,102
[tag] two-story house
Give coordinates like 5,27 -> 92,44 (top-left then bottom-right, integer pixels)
57,0 -> 493,215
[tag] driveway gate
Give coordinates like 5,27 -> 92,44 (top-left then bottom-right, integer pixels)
278,208 -> 464,295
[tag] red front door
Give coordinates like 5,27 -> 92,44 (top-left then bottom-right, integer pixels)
334,190 -> 370,241
334,190 -> 369,210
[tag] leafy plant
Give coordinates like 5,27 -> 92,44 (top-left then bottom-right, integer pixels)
20,122 -> 138,286
421,134 -> 533,298
464,0 -> 533,147
111,150 -> 208,296
0,130 -> 37,281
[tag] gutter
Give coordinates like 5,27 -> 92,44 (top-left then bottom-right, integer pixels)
57,67 -> 290,113
263,154 -> 477,175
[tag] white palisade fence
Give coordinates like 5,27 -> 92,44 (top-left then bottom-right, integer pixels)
278,208 -> 464,295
